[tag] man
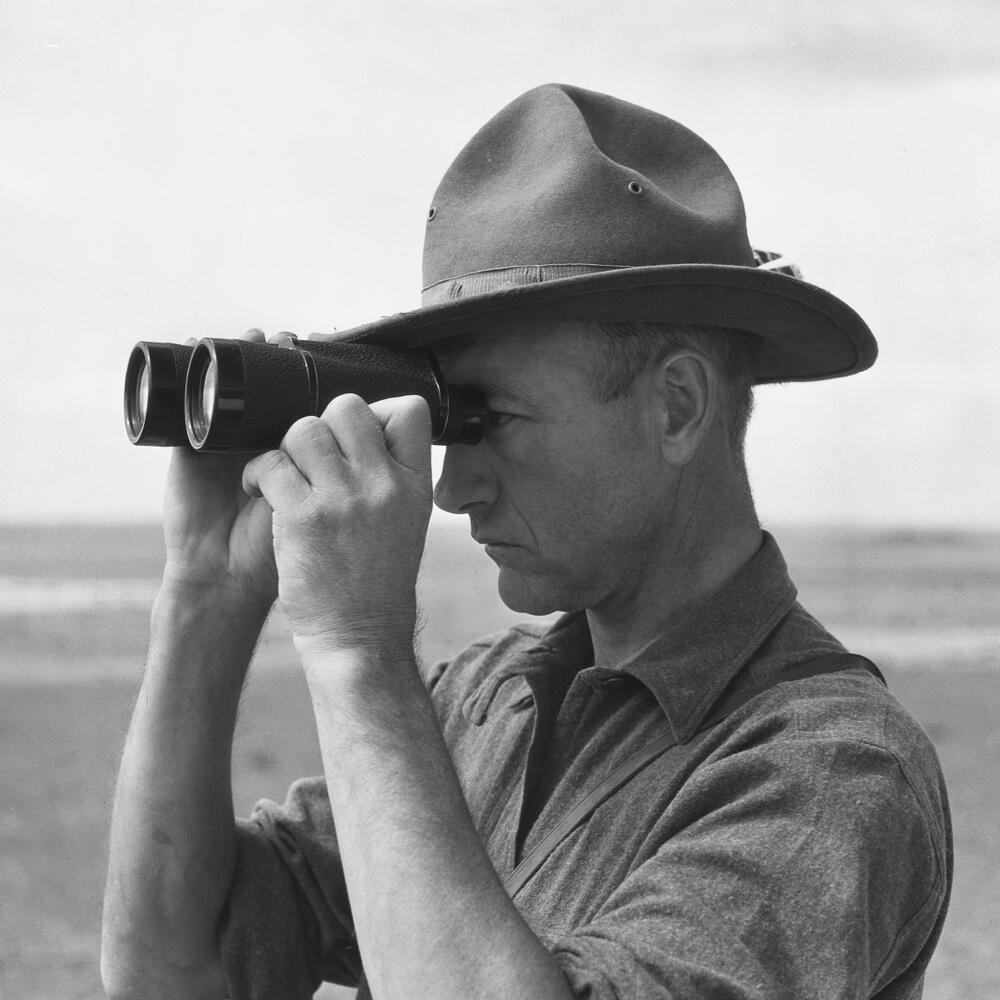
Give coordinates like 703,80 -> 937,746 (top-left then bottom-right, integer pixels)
102,84 -> 952,999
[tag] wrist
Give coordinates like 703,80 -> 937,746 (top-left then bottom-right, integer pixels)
156,572 -> 275,622
297,634 -> 422,707
296,630 -> 417,675
149,581 -> 273,679
290,608 -> 417,665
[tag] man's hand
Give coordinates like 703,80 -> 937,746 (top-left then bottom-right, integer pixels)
242,393 -> 434,658
160,329 -> 278,606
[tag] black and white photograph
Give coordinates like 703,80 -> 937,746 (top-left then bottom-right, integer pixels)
2,3 -> 998,998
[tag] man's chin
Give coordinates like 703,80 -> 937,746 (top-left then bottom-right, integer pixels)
495,566 -> 566,617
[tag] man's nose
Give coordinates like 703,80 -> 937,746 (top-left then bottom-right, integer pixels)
433,442 -> 497,514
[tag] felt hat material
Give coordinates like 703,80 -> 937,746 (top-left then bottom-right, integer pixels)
330,84 -> 877,383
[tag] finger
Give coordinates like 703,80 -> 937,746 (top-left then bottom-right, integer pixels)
369,396 -> 432,475
319,393 -> 390,464
278,415 -> 346,487
242,449 -> 312,506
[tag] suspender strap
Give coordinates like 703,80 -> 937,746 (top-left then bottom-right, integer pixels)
502,652 -> 883,898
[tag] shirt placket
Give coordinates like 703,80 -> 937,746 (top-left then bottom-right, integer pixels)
473,642 -> 587,875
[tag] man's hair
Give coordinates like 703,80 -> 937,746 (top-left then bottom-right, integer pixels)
583,321 -> 764,455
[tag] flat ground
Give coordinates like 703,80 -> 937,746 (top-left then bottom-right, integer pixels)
0,523 -> 997,998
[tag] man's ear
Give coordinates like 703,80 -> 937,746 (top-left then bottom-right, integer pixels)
651,350 -> 718,467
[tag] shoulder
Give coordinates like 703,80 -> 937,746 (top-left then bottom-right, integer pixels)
639,668 -> 952,999
741,653 -> 941,783
699,663 -> 952,874
734,599 -> 948,810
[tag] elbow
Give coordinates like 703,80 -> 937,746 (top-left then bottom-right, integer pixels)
100,959 -> 138,1000
100,936 -> 162,1000
100,944 -> 148,1000
100,916 -> 142,1000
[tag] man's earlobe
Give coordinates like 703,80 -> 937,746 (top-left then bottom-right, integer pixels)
657,351 -> 716,466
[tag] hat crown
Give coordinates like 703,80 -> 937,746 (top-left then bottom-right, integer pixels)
423,84 -> 755,292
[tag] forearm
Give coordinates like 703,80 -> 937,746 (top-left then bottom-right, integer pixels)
302,644 -> 575,1000
102,585 -> 271,999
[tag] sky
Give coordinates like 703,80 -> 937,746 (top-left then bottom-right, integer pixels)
3,0 -> 999,527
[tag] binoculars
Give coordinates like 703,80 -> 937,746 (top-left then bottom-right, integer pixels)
124,335 -> 486,451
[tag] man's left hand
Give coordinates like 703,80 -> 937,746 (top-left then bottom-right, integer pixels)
242,393 -> 433,659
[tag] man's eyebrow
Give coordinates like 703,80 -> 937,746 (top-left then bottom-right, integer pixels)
465,374 -> 538,410
436,361 -> 522,400
472,372 -> 520,398
431,344 -> 531,401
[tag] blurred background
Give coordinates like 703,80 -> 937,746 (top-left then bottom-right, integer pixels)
2,1 -> 998,997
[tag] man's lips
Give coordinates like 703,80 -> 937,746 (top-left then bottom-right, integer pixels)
471,526 -> 508,546
480,539 -> 518,551
472,532 -> 522,554
482,542 -> 522,565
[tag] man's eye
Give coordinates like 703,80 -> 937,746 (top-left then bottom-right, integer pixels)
486,410 -> 515,428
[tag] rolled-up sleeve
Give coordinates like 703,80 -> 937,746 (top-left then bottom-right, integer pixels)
220,776 -> 361,1000
544,738 -> 948,1000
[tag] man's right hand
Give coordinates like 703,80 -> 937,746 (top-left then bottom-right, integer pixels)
160,329 -> 278,606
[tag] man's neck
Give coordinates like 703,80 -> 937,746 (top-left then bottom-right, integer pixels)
586,518 -> 763,669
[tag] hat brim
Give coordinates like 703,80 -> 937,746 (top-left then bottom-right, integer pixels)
327,264 -> 877,383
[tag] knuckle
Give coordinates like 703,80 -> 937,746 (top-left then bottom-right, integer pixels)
325,392 -> 365,414
262,448 -> 290,471
368,474 -> 406,509
322,393 -> 372,429
296,497 -> 329,530
399,393 -> 430,414
284,415 -> 329,449
248,449 -> 284,480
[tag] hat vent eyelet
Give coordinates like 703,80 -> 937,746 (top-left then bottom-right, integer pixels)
427,206 -> 437,221
627,180 -> 643,195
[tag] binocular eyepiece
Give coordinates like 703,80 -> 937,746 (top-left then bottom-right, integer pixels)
124,336 -> 486,451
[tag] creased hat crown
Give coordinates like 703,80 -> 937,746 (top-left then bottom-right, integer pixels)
423,84 -> 755,299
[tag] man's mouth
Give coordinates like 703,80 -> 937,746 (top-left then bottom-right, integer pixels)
473,534 -> 521,558
471,525 -> 511,547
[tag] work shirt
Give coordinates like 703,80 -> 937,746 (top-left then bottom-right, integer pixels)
221,533 -> 952,999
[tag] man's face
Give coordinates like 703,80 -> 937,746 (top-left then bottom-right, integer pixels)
433,319 -> 677,617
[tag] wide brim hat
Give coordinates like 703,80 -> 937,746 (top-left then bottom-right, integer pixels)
328,84 -> 877,384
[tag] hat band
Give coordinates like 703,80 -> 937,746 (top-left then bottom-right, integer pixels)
421,263 -> 626,306
421,252 -> 801,307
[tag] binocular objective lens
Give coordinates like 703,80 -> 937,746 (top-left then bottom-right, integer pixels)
125,357 -> 151,436
188,357 -> 218,443
201,361 -> 218,428
124,341 -> 194,446
136,363 -> 150,426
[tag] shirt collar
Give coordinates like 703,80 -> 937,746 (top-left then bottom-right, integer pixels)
463,532 -> 797,739
614,531 -> 797,742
